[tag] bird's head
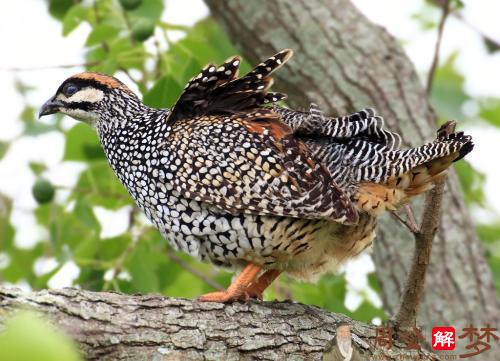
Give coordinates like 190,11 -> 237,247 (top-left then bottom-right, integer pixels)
39,72 -> 139,126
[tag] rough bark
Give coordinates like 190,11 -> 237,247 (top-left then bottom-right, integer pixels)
204,0 -> 499,358
0,287 -> 440,361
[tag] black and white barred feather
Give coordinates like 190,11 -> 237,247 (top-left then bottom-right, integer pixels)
274,103 -> 402,148
273,103 -> 473,190
307,131 -> 472,189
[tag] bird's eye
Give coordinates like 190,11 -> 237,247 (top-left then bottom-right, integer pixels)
63,83 -> 79,97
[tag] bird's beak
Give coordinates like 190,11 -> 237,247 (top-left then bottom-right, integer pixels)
39,96 -> 63,118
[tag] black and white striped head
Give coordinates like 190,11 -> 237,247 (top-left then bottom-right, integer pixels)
39,72 -> 139,125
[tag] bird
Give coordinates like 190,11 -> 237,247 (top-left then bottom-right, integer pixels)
39,49 -> 473,303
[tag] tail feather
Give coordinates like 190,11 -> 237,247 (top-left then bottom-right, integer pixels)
353,128 -> 474,215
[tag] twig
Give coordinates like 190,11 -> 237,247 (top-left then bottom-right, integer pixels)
390,207 -> 419,234
394,181 -> 445,330
404,205 -> 419,232
102,207 -> 139,291
426,0 -> 452,94
393,122 -> 456,330
1,62 -> 99,72
452,12 -> 500,51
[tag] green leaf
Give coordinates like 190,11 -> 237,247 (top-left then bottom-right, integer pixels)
351,300 -> 387,323
181,57 -> 203,83
0,141 -> 9,161
86,46 -> 108,65
367,272 -> 382,293
479,99 -> 500,127
63,123 -> 105,161
488,256 -> 500,296
20,105 -> 59,135
143,75 -> 182,108
120,0 -> 143,11
426,0 -> 464,11
74,161 -> 131,209
0,311 -> 82,361
62,4 -> 89,36
29,162 -> 47,176
1,244 -> 44,283
0,193 -> 14,248
477,223 -> 500,244
85,24 -> 121,46
430,53 -> 469,120
162,264 -> 206,298
47,0 -> 74,20
411,12 -> 437,31
74,199 -> 100,230
289,275 -> 350,315
24,123 -> 59,136
455,160 -> 485,206
32,263 -> 64,290
97,57 -> 119,75
20,106 -> 36,122
159,250 -> 219,297
162,18 -> 247,88
129,0 -> 164,21
131,18 -> 155,42
108,37 -> 147,70
483,36 -> 500,54
127,242 -> 161,292
97,235 -> 132,261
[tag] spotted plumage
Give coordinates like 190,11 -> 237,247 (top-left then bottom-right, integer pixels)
40,49 -> 474,302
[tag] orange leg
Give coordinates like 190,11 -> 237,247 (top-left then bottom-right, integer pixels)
246,270 -> 281,300
199,263 -> 262,303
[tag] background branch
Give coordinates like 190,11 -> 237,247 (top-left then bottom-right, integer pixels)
426,0 -> 452,94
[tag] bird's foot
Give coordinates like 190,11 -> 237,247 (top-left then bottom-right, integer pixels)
244,269 -> 281,301
197,265 -> 280,303
198,290 -> 247,303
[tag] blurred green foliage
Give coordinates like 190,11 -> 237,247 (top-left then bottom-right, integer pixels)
1,1 -> 500,357
0,311 -> 82,361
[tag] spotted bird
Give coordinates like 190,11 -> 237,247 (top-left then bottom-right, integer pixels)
39,50 -> 473,302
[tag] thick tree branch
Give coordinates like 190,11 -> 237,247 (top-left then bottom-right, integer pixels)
0,287 -> 439,361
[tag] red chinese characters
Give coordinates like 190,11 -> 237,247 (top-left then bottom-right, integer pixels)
432,326 -> 456,351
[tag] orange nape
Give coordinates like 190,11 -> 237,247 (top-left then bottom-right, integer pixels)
198,264 -> 281,303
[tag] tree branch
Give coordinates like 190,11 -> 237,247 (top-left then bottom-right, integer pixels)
0,62 -> 99,72
394,180 -> 446,330
0,287 -> 440,361
426,0 -> 452,94
393,121 -> 456,330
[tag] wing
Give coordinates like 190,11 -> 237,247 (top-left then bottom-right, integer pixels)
166,49 -> 293,124
161,109 -> 358,224
274,103 -> 402,148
